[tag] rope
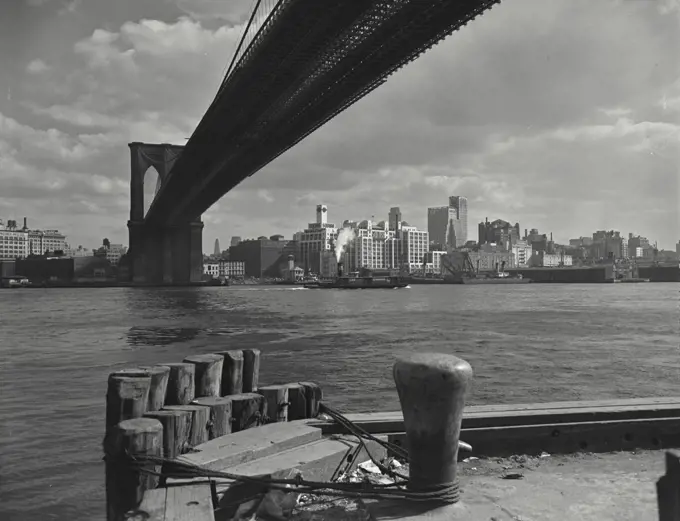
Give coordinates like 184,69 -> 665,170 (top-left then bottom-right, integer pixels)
104,404 -> 460,505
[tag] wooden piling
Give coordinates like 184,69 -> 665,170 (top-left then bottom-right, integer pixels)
163,404 -> 211,447
104,417 -> 163,521
299,381 -> 323,418
193,396 -> 233,439
285,383 -> 307,421
165,363 -> 195,405
657,449 -> 680,521
242,348 -> 261,392
106,371 -> 152,429
228,393 -> 266,432
138,365 -> 171,411
144,409 -> 192,458
257,385 -> 289,423
219,350 -> 244,395
183,354 -> 224,398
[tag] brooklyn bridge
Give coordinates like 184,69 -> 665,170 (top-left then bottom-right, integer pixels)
125,0 -> 501,284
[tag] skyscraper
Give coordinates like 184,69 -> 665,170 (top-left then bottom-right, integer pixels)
214,239 -> 221,256
448,196 -> 468,246
427,206 -> 456,248
388,207 -> 402,232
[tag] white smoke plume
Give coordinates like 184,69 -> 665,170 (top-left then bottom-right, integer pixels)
335,228 -> 355,262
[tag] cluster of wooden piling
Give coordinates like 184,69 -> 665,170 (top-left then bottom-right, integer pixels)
104,349 -> 322,521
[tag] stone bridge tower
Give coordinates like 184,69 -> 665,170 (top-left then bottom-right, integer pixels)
125,142 -> 204,285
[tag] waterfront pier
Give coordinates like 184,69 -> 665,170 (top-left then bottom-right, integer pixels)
102,347 -> 680,520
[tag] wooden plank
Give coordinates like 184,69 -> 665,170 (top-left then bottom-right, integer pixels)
165,483 -> 215,521
126,488 -> 166,521
312,397 -> 680,434
388,417 -> 680,458
179,420 -> 322,470
658,449 -> 680,521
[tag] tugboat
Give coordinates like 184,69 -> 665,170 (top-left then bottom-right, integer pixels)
304,263 -> 408,289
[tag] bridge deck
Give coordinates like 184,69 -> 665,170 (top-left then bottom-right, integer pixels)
145,0 -> 502,224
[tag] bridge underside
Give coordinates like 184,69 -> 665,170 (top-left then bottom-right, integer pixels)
145,0 -> 501,226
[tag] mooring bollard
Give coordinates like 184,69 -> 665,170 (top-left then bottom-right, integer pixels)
394,352 -> 471,500
368,352 -> 491,520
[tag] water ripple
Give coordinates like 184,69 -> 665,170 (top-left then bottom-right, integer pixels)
0,283 -> 677,521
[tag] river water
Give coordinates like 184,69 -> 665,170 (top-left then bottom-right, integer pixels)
0,283 -> 677,520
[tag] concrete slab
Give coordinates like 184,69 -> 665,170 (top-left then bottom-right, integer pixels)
365,497 -> 509,521
454,450 -> 663,521
290,450 -> 665,520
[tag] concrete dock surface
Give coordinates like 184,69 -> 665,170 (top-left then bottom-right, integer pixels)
290,450 -> 664,520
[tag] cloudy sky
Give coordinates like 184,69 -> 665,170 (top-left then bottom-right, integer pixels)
1,0 -> 678,251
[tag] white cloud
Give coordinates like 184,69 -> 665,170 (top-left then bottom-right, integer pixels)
3,0 -> 679,250
26,59 -> 49,74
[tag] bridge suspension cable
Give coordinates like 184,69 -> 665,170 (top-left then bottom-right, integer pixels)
223,0 -> 263,85
218,0 -> 286,95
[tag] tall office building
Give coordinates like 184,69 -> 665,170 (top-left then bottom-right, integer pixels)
214,239 -> 221,256
448,195 -> 468,247
297,204 -> 336,274
427,207 -> 454,247
388,207 -> 402,232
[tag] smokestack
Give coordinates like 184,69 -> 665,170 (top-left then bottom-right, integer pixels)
525,228 -> 528,239
337,261 -> 344,278
550,232 -> 553,242
23,217 -> 27,230
288,255 -> 295,282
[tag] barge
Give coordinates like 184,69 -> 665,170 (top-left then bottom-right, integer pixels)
103,349 -> 680,521
442,251 -> 533,284
304,263 -> 408,289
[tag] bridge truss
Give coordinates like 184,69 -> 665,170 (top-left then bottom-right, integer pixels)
145,0 -> 502,225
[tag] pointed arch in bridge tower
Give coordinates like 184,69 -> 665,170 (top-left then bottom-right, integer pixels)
126,142 -> 204,285
129,142 -> 183,221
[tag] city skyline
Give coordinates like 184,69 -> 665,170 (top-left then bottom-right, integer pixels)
0,0 -> 677,251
